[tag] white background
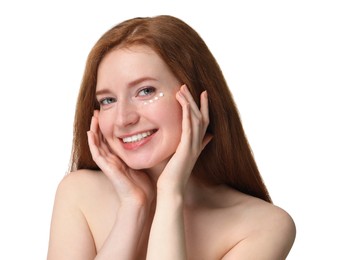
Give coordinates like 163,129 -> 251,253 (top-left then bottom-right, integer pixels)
0,0 -> 342,259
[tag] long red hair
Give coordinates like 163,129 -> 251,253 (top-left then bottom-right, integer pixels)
70,15 -> 271,202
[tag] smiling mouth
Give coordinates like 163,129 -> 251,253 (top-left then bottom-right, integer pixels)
121,130 -> 157,143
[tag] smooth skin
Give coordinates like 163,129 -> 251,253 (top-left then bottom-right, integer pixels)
47,46 -> 296,260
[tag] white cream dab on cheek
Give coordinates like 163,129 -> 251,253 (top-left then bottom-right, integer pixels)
143,92 -> 164,105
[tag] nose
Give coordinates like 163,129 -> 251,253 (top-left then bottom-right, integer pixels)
114,100 -> 139,127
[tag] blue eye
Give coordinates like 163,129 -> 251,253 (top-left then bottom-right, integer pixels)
99,97 -> 117,106
138,87 -> 156,96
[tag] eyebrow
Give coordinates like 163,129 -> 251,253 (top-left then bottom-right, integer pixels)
95,76 -> 157,96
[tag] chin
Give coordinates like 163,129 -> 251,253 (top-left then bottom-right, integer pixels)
124,156 -> 170,174
124,159 -> 154,171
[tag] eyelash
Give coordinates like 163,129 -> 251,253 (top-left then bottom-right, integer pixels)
137,86 -> 156,97
97,86 -> 156,107
99,97 -> 117,106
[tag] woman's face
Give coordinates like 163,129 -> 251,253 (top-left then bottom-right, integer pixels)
96,45 -> 182,174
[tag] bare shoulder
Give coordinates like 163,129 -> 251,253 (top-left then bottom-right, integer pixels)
55,169 -> 118,229
53,169 -> 109,212
185,184 -> 296,259
233,191 -> 296,234
244,195 -> 296,246
48,169 -> 117,259
57,169 -> 113,195
220,188 -> 296,259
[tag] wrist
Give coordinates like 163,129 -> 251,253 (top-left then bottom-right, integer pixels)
156,189 -> 184,209
157,178 -> 186,197
119,189 -> 154,208
117,202 -> 151,223
118,198 -> 151,213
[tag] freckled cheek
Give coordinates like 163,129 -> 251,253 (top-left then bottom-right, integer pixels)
160,102 -> 183,135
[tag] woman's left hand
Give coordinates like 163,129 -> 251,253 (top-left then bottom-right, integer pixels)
157,84 -> 212,195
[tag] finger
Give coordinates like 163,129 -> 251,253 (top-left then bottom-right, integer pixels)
90,111 -> 103,150
200,92 -> 211,150
87,129 -> 108,163
87,130 -> 101,160
180,85 -> 202,119
200,91 -> 210,128
88,130 -> 122,176
89,116 -> 100,147
182,87 -> 211,152
89,115 -> 105,154
90,110 -> 102,136
176,90 -> 192,147
181,86 -> 210,141
93,110 -> 99,118
178,86 -> 211,154
88,115 -> 110,161
179,85 -> 202,141
90,114 -> 99,133
90,113 -> 110,154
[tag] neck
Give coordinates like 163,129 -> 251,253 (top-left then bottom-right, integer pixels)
144,160 -> 218,208
144,165 -> 164,185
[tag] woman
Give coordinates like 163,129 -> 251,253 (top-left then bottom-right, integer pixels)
48,15 -> 296,259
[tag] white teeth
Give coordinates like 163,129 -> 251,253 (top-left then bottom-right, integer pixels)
122,131 -> 154,143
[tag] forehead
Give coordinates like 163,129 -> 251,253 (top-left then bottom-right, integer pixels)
97,45 -> 171,85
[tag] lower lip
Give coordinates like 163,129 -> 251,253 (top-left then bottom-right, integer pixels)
121,132 -> 156,150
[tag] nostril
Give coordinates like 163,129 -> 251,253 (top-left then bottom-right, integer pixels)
115,111 -> 140,127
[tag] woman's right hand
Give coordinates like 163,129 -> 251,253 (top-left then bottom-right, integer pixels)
87,110 -> 155,208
